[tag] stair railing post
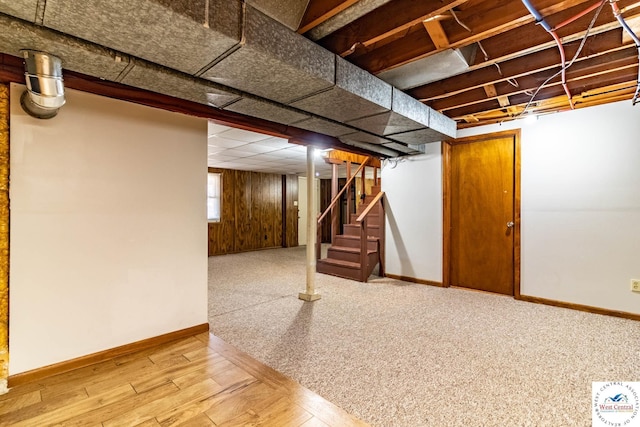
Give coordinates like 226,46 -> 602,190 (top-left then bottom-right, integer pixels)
331,162 -> 338,245
360,163 -> 366,210
346,161 -> 352,223
317,213 -> 323,261
360,216 -> 367,282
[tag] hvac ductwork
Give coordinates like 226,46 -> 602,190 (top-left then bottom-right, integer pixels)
20,50 -> 65,119
0,1 -> 458,153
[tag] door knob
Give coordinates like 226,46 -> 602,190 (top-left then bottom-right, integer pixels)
506,221 -> 515,228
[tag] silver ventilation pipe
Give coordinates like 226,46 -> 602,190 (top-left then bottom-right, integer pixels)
20,50 -> 66,119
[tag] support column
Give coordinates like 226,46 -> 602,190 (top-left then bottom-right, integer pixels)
0,83 -> 9,393
299,146 -> 320,302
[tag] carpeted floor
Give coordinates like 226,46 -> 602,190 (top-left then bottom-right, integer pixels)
208,246 -> 640,427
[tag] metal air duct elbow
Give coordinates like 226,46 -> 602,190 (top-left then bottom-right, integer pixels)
20,50 -> 66,119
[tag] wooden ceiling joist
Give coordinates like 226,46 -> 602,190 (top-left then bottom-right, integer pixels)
448,69 -> 638,118
302,0 -> 640,127
297,0 -> 361,34
410,29 -> 630,101
428,48 -> 639,111
423,18 -> 450,49
318,0 -> 469,56
351,0 -> 639,74
497,95 -> 511,107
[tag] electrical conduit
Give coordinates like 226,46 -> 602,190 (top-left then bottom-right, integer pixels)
609,0 -> 640,104
521,0 -> 575,109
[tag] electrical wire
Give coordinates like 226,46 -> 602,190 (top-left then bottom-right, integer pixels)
520,0 -> 608,110
609,0 -> 640,105
517,0 -> 607,117
450,8 -> 472,33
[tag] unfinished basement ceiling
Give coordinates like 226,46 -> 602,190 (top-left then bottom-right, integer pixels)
300,0 -> 640,127
0,0 -> 637,153
0,0 -> 456,159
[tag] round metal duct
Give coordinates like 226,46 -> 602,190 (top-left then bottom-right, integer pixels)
20,50 -> 66,119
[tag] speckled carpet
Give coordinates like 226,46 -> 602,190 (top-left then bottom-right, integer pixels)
208,246 -> 640,427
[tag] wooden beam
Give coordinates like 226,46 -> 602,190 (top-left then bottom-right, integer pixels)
423,19 -> 449,49
483,84 -> 498,97
622,14 -> 640,44
298,0 -> 361,34
497,95 -> 511,107
318,0 -> 469,56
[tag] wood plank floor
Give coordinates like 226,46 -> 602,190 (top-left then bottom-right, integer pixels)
0,333 -> 368,426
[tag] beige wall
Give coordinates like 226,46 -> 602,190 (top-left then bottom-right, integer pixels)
9,84 -> 208,374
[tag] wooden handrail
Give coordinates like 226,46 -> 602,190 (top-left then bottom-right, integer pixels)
317,158 -> 369,224
356,191 -> 384,223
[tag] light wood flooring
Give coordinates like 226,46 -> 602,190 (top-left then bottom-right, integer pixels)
0,333 -> 368,426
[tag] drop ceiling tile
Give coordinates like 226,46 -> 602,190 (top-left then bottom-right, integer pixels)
254,137 -> 293,149
208,121 -> 232,136
219,148 -> 258,158
239,144 -> 281,154
219,128 -> 272,143
254,153 -> 288,160
208,136 -> 250,149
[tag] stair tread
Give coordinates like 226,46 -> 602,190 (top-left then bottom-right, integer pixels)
328,245 -> 376,254
318,258 -> 360,268
336,234 -> 378,240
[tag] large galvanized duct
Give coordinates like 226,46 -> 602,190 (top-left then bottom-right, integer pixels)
20,50 -> 65,119
0,1 -> 457,152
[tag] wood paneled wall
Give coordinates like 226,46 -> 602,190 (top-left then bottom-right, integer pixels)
208,168 -> 298,256
283,174 -> 299,248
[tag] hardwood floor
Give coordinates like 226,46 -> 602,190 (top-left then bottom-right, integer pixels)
0,333 -> 368,426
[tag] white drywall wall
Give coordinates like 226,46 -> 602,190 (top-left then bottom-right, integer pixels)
382,143 -> 443,282
9,84 -> 208,374
383,100 -> 640,314
458,101 -> 640,314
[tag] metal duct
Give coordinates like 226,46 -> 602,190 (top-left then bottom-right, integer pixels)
20,50 -> 65,119
0,2 -> 458,155
377,45 -> 477,90
203,5 -> 335,104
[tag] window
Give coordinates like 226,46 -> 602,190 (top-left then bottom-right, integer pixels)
207,172 -> 222,222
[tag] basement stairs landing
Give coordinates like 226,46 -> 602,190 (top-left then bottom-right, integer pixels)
317,185 -> 384,282
315,154 -> 385,283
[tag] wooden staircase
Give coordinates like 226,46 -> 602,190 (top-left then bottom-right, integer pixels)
317,185 -> 384,281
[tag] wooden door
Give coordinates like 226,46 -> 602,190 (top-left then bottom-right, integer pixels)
445,131 -> 520,295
